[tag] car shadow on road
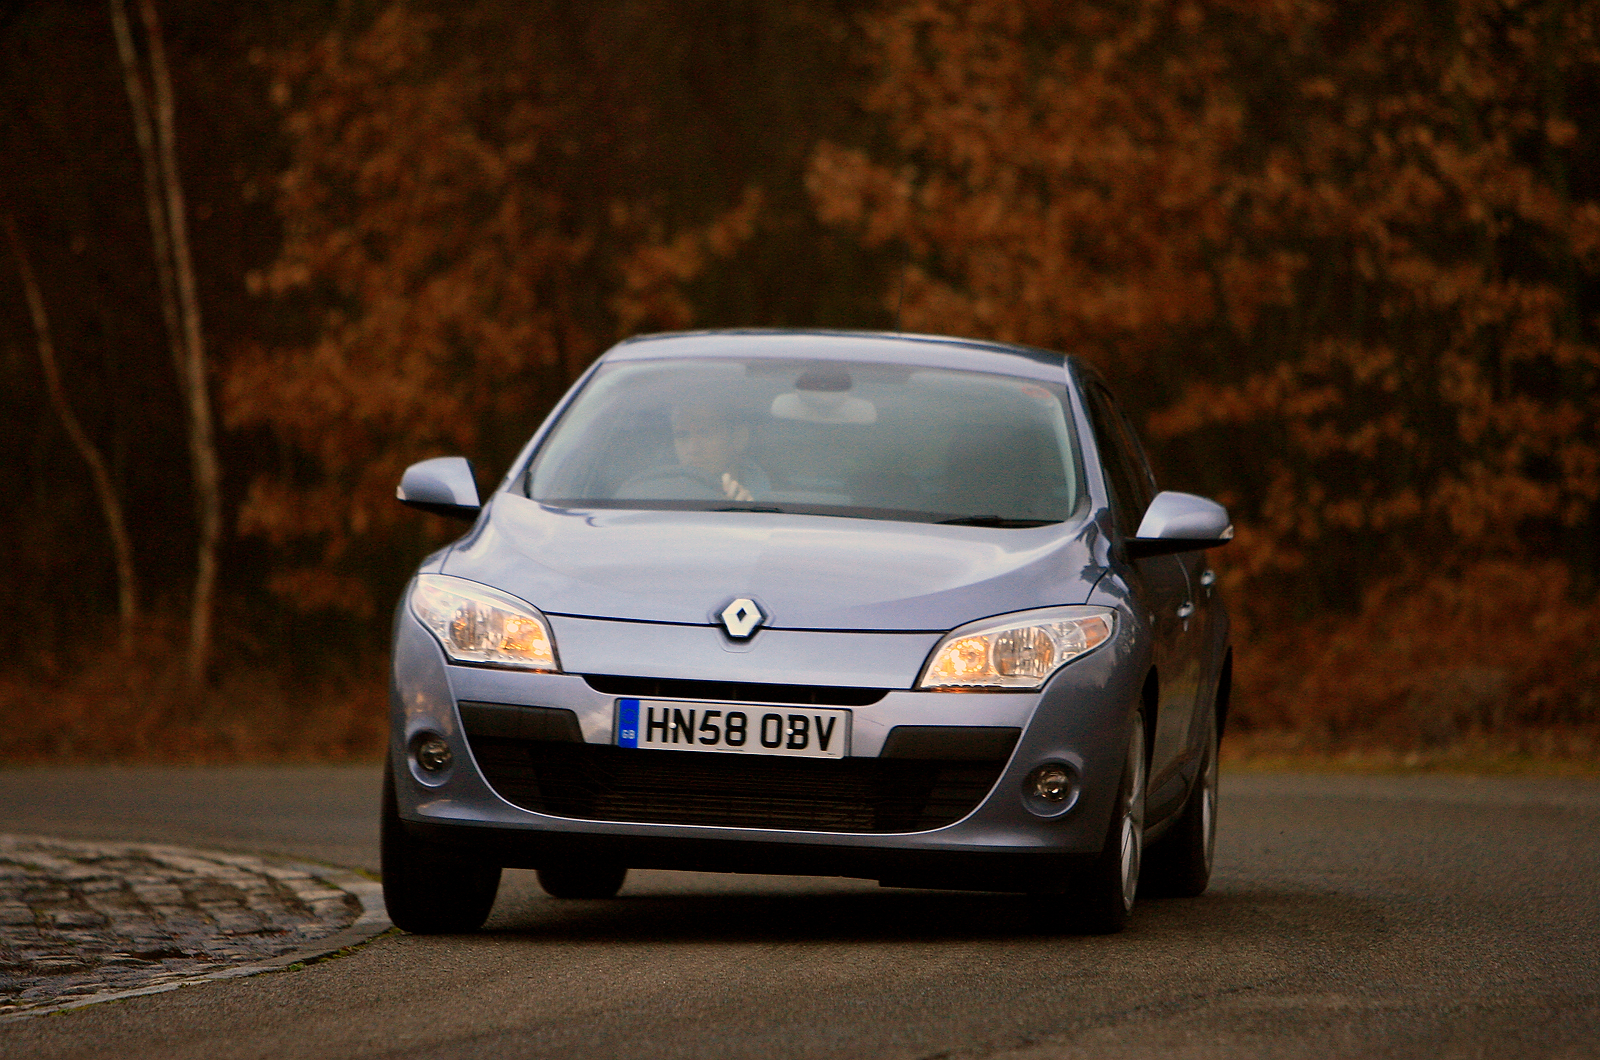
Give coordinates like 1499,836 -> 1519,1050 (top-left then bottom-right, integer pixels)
475,874 -> 1381,948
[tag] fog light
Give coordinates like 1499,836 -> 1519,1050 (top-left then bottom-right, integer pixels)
1023,762 -> 1079,816
1028,764 -> 1072,801
414,735 -> 453,773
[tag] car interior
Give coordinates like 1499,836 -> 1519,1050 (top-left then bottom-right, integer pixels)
528,361 -> 1082,523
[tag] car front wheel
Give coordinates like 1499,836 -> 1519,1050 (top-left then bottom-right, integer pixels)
1140,711 -> 1217,898
1071,710 -> 1147,934
381,762 -> 502,933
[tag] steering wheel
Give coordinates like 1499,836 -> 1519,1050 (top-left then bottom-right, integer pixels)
614,465 -> 725,501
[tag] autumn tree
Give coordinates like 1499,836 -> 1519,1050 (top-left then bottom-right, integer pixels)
110,0 -> 224,690
4,0 -> 1596,758
4,215 -> 140,652
222,4 -> 582,616
1142,0 -> 1600,602
810,0 -> 1600,743
229,1 -> 863,619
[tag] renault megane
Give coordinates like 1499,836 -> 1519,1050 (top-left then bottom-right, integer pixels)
383,329 -> 1233,934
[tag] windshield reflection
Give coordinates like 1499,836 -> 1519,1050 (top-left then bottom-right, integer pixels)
525,358 -> 1084,526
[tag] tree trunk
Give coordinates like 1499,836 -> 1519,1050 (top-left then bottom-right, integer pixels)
110,0 -> 222,692
5,215 -> 140,651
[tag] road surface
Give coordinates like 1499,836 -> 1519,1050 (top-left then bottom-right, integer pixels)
1,765 -> 1596,1058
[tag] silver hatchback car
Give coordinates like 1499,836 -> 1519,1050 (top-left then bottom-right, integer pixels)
384,330 -> 1232,933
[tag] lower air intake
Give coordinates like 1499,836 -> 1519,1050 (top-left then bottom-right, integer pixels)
461,709 -> 1015,834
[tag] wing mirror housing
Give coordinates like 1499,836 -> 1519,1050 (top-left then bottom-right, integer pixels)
397,456 -> 481,521
1126,491 -> 1233,558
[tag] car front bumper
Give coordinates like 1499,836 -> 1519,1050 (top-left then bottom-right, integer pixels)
389,605 -> 1147,891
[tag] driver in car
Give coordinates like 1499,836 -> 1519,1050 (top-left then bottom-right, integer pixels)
670,402 -> 769,502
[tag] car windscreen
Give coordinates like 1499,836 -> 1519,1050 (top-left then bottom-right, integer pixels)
523,357 -> 1085,526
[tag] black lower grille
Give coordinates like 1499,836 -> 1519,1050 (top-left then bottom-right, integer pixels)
467,736 -> 1008,833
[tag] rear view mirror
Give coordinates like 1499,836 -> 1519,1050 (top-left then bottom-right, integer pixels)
397,456 -> 481,521
1126,491 -> 1233,557
770,365 -> 877,424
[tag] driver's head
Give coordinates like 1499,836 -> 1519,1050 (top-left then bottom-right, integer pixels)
671,403 -> 749,476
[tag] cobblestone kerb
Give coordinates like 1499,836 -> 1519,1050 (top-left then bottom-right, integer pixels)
0,834 -> 389,1020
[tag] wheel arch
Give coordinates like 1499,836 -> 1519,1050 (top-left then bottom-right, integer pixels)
1141,667 -> 1160,771
1215,648 -> 1233,737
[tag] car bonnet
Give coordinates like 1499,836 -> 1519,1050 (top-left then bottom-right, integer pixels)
439,492 -> 1104,632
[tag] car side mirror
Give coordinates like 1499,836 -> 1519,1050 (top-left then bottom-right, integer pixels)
397,456 -> 481,521
1126,491 -> 1233,558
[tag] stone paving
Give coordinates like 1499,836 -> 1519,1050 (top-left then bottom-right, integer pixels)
0,834 -> 388,1019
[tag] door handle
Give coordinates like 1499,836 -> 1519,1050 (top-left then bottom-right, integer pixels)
1177,602 -> 1195,619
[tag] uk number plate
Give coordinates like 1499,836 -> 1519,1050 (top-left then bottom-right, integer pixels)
615,699 -> 850,759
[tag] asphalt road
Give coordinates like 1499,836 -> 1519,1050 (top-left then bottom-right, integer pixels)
2,765 -> 1597,1059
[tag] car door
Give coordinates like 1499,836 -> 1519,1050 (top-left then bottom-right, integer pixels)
1082,382 -> 1196,810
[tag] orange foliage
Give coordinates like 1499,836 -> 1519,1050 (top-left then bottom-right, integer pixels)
225,4 -> 757,612
1237,560 -> 1600,749
811,1 -> 1600,555
197,0 -> 1599,752
811,0 -> 1600,740
0,616 -> 386,763
611,187 -> 765,334
225,5 -> 589,597
807,0 -> 1262,360
1148,0 -> 1600,584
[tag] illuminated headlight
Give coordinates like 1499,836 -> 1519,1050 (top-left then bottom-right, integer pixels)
409,574 -> 560,671
917,606 -> 1115,691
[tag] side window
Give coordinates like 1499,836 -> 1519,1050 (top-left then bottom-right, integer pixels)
1085,383 -> 1156,537
1113,406 -> 1160,509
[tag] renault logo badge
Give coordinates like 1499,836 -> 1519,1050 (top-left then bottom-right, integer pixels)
719,598 -> 764,639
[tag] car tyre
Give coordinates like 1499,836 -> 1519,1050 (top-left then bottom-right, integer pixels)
381,762 -> 502,933
1140,712 -> 1218,898
537,864 -> 628,899
1066,711 -> 1147,934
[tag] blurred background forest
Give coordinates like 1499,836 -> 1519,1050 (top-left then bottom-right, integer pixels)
2,0 -> 1597,767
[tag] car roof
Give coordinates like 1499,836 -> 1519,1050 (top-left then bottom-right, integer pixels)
605,329 -> 1074,383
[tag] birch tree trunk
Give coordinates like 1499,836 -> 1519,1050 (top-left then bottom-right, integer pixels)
109,0 -> 222,691
5,216 -> 141,652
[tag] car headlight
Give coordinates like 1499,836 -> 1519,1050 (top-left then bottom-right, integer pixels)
917,606 -> 1115,691
409,574 -> 560,671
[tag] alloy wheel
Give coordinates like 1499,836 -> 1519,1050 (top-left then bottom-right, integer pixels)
1119,713 -> 1148,911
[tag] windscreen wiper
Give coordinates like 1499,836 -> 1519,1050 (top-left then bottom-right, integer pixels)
712,505 -> 788,514
935,515 -> 1057,527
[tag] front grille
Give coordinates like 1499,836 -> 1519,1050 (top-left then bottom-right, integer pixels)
467,735 -> 1009,833
583,674 -> 887,708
